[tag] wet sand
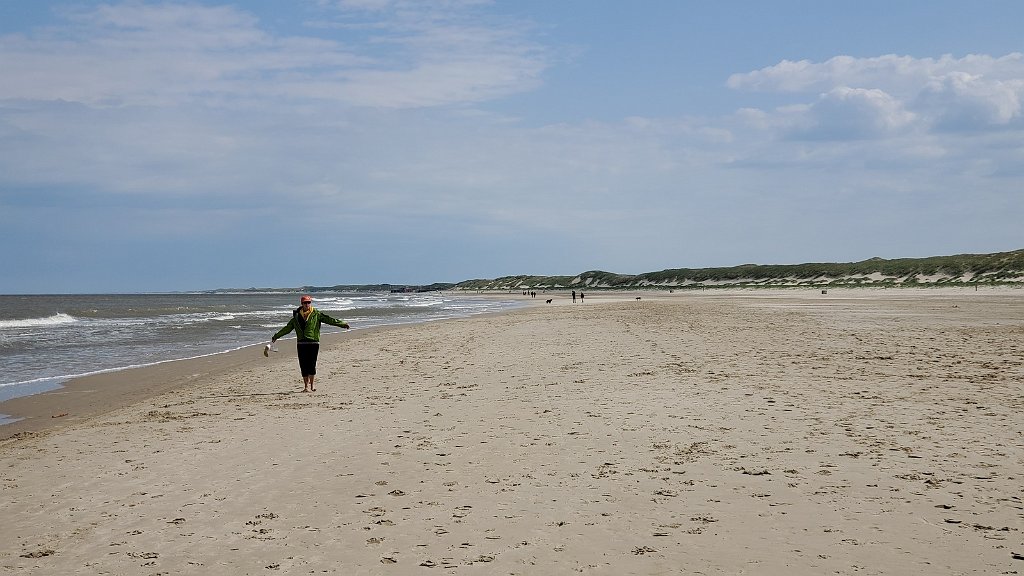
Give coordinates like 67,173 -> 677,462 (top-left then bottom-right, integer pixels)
1,289 -> 1022,574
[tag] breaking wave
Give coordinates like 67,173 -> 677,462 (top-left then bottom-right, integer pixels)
0,313 -> 78,329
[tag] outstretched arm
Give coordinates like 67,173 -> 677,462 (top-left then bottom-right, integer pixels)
272,318 -> 296,342
321,313 -> 350,330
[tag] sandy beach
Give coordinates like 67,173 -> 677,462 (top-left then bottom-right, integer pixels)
1,289 -> 1022,575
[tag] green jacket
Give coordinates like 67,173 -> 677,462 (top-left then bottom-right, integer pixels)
273,307 -> 349,343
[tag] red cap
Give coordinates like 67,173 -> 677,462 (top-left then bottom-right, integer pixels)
300,295 -> 312,303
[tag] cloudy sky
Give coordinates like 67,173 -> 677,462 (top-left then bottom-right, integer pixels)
1,1 -> 1022,293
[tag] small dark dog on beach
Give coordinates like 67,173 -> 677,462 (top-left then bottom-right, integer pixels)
636,297 -> 641,301
546,299 -> 552,304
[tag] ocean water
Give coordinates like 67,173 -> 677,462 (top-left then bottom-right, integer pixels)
0,292 -> 521,407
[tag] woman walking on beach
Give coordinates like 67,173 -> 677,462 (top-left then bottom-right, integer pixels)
272,295 -> 350,392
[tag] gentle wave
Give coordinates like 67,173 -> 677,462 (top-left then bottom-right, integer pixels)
0,342 -> 256,390
0,321 -> 399,392
0,293 -> 524,405
0,313 -> 78,329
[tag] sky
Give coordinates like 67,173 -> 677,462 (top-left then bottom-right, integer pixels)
1,1 -> 1023,293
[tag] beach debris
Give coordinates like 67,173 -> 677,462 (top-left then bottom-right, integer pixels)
128,551 -> 159,559
691,515 -> 718,524
20,549 -> 55,558
51,413 -> 68,419
972,524 -> 1011,532
381,556 -> 398,564
632,546 -> 657,555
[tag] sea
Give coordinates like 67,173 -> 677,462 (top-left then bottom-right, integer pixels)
0,292 -> 521,413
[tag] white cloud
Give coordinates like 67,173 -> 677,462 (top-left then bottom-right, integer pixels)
728,53 -> 1024,94
727,54 -> 931,95
0,4 -> 360,107
787,87 -> 917,140
916,71 -> 1022,130
0,1 -> 548,109
729,53 -> 1024,137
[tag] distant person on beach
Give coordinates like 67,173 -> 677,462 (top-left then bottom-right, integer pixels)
572,290 -> 576,303
580,292 -> 585,302
271,295 -> 350,393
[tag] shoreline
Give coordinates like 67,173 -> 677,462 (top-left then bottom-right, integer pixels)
1,285 -> 1016,440
0,295 -> 532,436
2,291 -> 1022,573
0,322 -> 400,440
0,291 -> 525,410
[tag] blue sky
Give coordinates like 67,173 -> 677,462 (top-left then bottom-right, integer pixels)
1,1 -> 1022,293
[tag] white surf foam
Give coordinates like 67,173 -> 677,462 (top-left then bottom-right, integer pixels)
0,313 -> 78,329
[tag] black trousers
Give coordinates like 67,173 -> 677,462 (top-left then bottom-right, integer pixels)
297,341 -> 320,376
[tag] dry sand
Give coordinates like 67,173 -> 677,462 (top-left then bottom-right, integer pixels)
1,289 -> 1022,575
